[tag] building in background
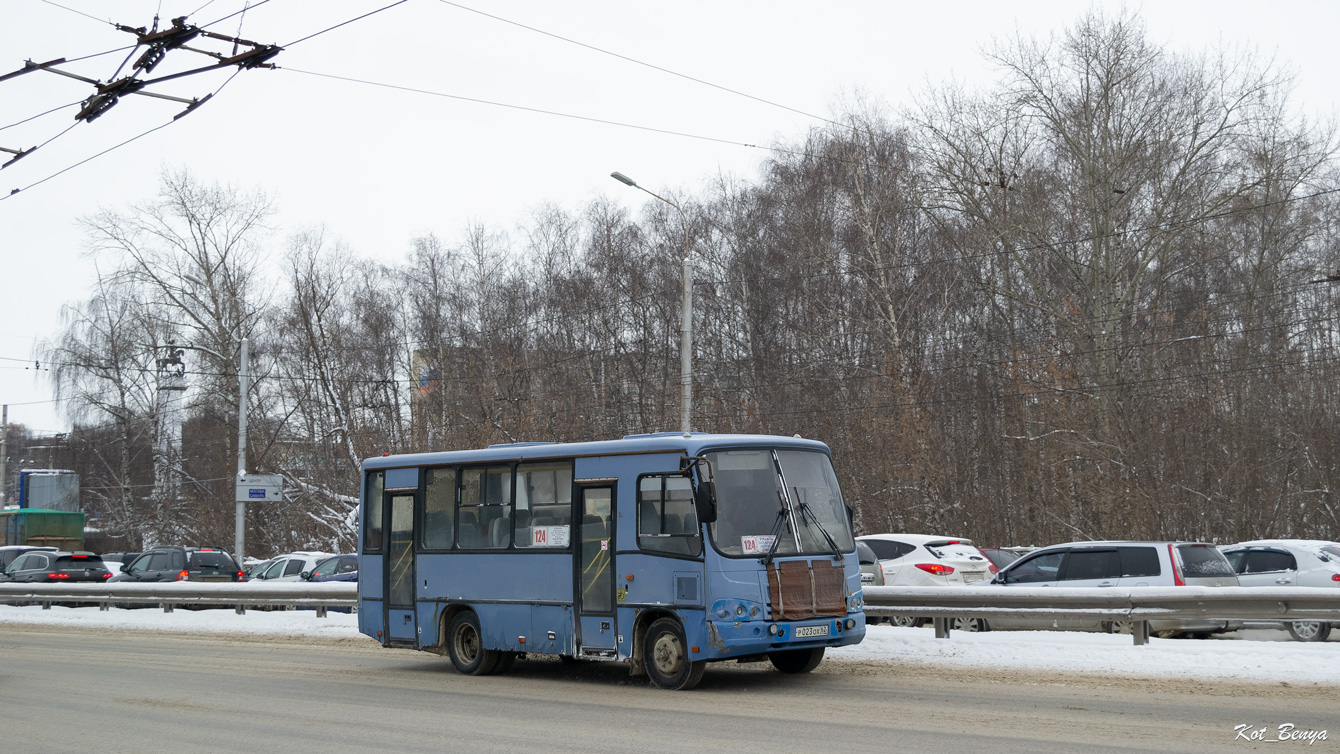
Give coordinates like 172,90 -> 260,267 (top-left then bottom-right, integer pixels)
17,469 -> 79,511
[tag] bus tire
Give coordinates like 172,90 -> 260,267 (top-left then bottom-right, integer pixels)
767,647 -> 824,674
492,651 -> 517,674
447,611 -> 501,675
643,617 -> 706,690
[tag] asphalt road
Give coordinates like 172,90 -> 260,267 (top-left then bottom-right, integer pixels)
0,625 -> 1333,753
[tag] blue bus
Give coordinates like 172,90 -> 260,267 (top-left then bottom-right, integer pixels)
357,432 -> 865,689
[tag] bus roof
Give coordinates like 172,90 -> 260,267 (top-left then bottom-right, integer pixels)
361,432 -> 831,471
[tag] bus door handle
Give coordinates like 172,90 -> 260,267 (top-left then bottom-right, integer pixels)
600,621 -> 610,631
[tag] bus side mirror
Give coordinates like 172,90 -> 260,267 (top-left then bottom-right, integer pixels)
695,481 -> 717,524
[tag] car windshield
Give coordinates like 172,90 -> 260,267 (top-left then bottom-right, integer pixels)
1176,544 -> 1235,577
1319,545 -> 1340,561
706,448 -> 854,557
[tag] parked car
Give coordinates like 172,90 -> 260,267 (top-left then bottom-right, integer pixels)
302,554 -> 358,582
858,534 -> 993,629
855,540 -> 884,587
984,541 -> 1240,637
0,550 -> 111,582
858,534 -> 993,586
110,546 -> 244,582
97,551 -> 141,576
0,545 -> 57,573
243,557 -> 274,578
248,551 -> 330,582
1220,539 -> 1340,642
977,547 -> 1023,571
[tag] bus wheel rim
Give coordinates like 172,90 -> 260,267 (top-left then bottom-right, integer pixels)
457,625 -> 479,662
652,633 -> 682,676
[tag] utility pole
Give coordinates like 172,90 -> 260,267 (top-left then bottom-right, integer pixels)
235,338 -> 249,564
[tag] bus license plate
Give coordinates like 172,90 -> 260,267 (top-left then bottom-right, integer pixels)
794,625 -> 829,638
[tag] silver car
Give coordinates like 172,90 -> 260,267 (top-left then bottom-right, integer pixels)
985,541 -> 1240,637
1220,539 -> 1340,642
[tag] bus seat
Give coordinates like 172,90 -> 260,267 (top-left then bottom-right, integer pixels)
514,509 -> 531,529
639,501 -> 659,533
458,508 -> 483,548
582,514 -> 608,542
489,515 -> 511,548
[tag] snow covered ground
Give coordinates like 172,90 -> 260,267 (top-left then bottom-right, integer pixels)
2,604 -> 1334,684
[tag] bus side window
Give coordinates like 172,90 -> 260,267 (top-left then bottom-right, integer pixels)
637,475 -> 702,557
363,471 -> 385,552
515,461 -> 573,548
461,466 -> 512,549
422,467 -> 455,550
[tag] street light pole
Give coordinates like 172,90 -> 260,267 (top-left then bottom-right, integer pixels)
236,337 -> 249,564
611,171 -> 693,437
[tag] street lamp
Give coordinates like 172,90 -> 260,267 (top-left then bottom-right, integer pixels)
611,171 -> 693,437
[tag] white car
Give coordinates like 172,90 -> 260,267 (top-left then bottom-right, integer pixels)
248,551 -> 330,582
857,534 -> 994,587
858,534 -> 995,629
1220,539 -> 1340,642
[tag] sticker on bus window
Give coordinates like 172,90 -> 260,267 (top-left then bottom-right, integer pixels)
532,526 -> 570,547
741,535 -> 777,555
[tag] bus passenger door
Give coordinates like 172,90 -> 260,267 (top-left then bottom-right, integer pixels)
385,492 -> 417,643
576,485 -> 616,655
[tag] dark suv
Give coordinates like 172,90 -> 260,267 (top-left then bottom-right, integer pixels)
110,547 -> 244,582
0,545 -> 58,572
0,551 -> 112,582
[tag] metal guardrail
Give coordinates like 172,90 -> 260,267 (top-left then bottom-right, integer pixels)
861,585 -> 1340,645
0,582 -> 358,618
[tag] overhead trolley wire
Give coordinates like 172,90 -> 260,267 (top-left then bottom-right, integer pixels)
38,0 -> 115,26
280,67 -> 764,150
284,0 -> 410,47
435,0 -> 846,130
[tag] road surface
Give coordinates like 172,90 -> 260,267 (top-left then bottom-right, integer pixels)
0,625 -> 1332,752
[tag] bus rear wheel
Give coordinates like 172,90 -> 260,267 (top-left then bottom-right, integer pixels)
643,618 -> 706,690
447,611 -> 501,675
767,647 -> 824,674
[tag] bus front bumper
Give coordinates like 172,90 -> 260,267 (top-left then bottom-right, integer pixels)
706,613 -> 865,658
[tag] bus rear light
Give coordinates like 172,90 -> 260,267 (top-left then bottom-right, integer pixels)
175,570 -> 190,581
915,563 -> 955,575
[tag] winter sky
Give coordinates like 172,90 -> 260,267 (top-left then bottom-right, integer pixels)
3,0 -> 1338,436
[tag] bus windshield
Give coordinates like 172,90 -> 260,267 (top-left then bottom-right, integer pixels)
706,448 -> 854,557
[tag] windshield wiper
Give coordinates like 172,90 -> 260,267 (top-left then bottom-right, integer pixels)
795,486 -> 844,563
760,491 -> 790,566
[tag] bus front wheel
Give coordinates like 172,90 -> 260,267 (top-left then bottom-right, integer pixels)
643,618 -> 706,690
767,647 -> 824,674
447,611 -> 501,675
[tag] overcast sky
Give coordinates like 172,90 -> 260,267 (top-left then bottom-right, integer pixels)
3,0 -> 1338,437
